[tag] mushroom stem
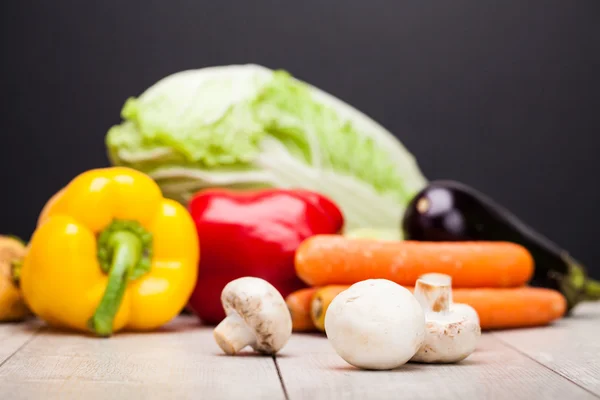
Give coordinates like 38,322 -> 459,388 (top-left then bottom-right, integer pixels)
413,273 -> 452,314
213,313 -> 256,355
411,273 -> 481,364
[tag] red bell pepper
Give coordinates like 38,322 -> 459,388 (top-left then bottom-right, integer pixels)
186,188 -> 344,325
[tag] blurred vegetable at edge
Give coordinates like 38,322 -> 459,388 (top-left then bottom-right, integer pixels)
105,64 -> 427,233
289,284 -> 566,332
0,235 -> 31,322
20,167 -> 199,337
295,235 -> 534,288
402,180 -> 600,312
186,188 -> 344,325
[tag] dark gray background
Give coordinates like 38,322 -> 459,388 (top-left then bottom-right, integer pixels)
2,1 -> 599,277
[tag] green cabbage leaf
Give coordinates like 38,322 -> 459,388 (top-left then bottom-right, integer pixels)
106,64 -> 427,232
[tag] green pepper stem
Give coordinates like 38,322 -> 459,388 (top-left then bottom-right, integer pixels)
88,231 -> 142,337
88,219 -> 153,337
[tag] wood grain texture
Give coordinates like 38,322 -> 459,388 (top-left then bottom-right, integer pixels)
0,317 -> 285,400
2,305 -> 600,400
0,319 -> 42,365
494,302 -> 600,397
276,332 -> 598,400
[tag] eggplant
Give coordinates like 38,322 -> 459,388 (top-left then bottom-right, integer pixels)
401,180 -> 600,312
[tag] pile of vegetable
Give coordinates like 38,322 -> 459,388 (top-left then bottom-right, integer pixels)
1,64 -> 599,372
288,235 -> 569,332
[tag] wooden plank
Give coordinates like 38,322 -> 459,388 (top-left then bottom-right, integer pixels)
494,302 -> 600,397
0,316 -> 285,400
0,319 -> 42,365
276,332 -> 597,400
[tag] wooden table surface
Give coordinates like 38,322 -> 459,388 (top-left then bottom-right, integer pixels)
1,303 -> 599,400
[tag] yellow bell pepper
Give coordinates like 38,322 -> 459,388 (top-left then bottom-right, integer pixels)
20,167 -> 199,337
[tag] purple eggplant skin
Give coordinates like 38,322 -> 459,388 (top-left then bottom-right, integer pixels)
401,180 -> 600,313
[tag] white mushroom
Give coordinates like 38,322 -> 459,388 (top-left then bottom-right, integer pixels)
324,279 -> 425,370
452,303 -> 480,326
213,277 -> 292,355
410,273 -> 481,363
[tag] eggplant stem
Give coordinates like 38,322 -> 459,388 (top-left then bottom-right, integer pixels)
583,279 -> 600,300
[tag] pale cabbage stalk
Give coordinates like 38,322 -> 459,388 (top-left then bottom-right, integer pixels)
105,64 -> 427,232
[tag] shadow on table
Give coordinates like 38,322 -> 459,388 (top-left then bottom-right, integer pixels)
326,358 -> 484,372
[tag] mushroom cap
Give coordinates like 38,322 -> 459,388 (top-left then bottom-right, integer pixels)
452,303 -> 480,326
324,279 -> 425,370
411,313 -> 481,363
221,277 -> 292,354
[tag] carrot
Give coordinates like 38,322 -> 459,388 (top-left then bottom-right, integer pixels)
305,284 -> 566,331
310,285 -> 349,331
285,287 -> 318,332
295,235 -> 534,288
451,287 -> 567,330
